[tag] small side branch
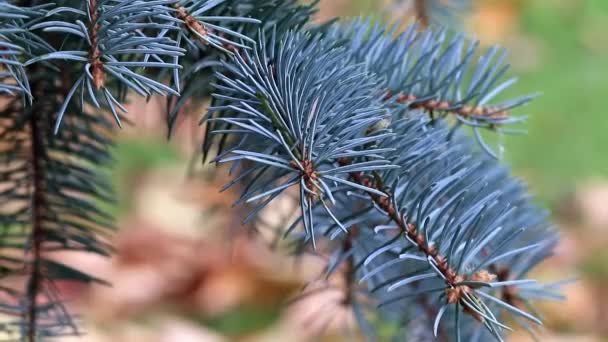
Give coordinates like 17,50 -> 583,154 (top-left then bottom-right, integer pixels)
337,158 -> 494,321
341,227 -> 357,306
414,0 -> 430,27
386,91 -> 509,120
88,0 -> 104,89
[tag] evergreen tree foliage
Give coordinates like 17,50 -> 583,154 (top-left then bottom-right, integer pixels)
0,0 -> 563,341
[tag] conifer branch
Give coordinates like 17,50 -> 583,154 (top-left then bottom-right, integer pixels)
1,1 -> 562,340
1,56 -> 114,340
341,227 -> 356,306
25,83 -> 46,341
328,19 -> 535,154
208,27 -> 559,339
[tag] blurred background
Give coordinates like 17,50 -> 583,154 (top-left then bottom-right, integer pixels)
53,1 -> 607,341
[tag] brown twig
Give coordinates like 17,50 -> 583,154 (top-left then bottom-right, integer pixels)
386,91 -> 509,119
341,226 -> 358,306
88,0 -> 104,90
414,0 -> 430,27
24,74 -> 49,342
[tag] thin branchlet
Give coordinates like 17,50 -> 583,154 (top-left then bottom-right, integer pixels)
341,227 -> 357,306
20,63 -> 60,340
25,95 -> 45,342
385,91 -> 510,120
88,0 -> 104,90
414,0 -> 430,27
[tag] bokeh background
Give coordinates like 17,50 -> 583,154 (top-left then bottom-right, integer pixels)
53,1 -> 608,341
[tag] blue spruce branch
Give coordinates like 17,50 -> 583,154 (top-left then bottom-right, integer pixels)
0,0 -> 565,340
209,26 -> 561,340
